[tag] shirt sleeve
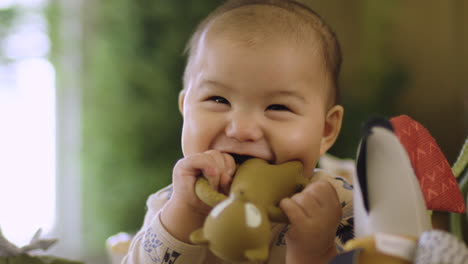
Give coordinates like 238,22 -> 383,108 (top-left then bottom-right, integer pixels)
330,174 -> 354,252
122,185 -> 209,264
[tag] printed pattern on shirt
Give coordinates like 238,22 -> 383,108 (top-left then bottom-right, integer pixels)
162,248 -> 181,264
142,227 -> 182,263
336,217 -> 354,245
143,227 -> 164,262
333,174 -> 354,246
275,224 -> 289,246
334,176 -> 353,190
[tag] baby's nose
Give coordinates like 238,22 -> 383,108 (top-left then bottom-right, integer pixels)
225,114 -> 263,142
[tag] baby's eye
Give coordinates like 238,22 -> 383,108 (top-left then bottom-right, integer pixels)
208,96 -> 230,105
267,104 -> 290,111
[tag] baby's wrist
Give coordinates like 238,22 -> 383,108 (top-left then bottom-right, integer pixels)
160,198 -> 208,244
315,245 -> 337,264
286,243 -> 337,264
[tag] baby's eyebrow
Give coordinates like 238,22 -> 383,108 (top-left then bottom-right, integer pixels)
267,90 -> 307,103
199,79 -> 233,91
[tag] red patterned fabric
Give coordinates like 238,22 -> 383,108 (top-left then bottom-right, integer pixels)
390,115 -> 465,213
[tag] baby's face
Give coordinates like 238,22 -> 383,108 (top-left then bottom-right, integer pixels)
179,33 -> 341,176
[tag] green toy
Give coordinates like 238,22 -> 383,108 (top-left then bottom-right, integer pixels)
450,138 -> 468,243
190,158 -> 307,262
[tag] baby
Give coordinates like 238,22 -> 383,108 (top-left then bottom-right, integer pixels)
123,0 -> 352,263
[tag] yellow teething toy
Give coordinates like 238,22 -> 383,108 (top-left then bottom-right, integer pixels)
190,158 -> 306,262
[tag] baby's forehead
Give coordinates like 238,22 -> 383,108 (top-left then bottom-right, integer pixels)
204,4 -> 321,49
185,3 -> 339,106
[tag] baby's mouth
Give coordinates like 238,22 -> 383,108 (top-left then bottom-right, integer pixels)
229,153 -> 275,165
230,153 -> 254,165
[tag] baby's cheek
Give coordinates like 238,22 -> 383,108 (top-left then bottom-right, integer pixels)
182,121 -> 210,154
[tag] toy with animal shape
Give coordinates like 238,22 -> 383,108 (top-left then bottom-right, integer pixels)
190,158 -> 348,262
330,115 -> 466,264
190,158 -> 304,262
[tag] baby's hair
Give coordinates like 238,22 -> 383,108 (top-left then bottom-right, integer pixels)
183,0 -> 342,105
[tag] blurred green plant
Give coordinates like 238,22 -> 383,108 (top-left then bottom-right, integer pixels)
78,0 -> 222,255
0,6 -> 19,63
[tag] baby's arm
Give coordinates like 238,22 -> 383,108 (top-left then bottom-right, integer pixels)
123,150 -> 235,264
122,186 -> 209,263
280,180 -> 342,264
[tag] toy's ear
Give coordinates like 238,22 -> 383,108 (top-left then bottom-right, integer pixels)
178,89 -> 186,116
320,105 -> 344,155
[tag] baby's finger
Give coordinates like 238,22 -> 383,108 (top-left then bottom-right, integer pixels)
299,180 -> 340,218
279,197 -> 307,224
204,150 -> 226,168
219,153 -> 236,194
171,154 -> 219,196
203,150 -> 230,189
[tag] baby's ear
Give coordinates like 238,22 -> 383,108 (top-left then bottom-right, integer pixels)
320,105 -> 344,155
178,89 -> 186,116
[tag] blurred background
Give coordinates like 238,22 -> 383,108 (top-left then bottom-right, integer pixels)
0,0 -> 466,263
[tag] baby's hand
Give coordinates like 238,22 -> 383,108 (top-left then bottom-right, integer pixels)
160,150 -> 236,243
172,150 -> 236,211
280,180 -> 342,264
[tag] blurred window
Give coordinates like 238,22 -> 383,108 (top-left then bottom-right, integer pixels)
0,0 -> 55,246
